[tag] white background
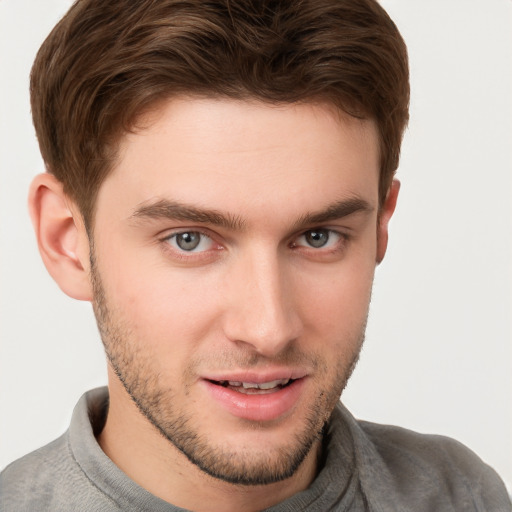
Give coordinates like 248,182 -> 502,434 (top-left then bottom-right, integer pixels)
1,0 -> 511,491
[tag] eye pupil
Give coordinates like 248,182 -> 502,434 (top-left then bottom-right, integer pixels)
176,232 -> 201,251
305,229 -> 329,248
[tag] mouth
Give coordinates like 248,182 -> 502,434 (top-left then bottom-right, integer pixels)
202,374 -> 306,422
208,378 -> 294,395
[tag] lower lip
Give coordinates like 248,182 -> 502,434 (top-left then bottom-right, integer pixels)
202,378 -> 306,422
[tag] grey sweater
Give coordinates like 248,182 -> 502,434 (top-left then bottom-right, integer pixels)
1,387 -> 510,511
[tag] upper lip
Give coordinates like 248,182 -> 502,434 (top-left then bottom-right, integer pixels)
201,368 -> 309,384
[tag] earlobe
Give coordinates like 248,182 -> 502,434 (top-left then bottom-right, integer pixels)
376,179 -> 400,264
28,173 -> 93,301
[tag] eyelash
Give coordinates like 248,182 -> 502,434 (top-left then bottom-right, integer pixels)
160,228 -> 350,260
290,228 -> 348,253
161,229 -> 221,259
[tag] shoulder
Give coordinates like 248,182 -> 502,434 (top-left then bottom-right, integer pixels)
1,432 -> 70,486
1,433 -> 70,510
360,419 -> 511,511
359,418 -> 491,478
0,432 -> 118,512
333,405 -> 511,511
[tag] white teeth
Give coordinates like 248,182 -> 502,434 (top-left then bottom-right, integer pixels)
242,382 -> 259,389
241,378 -> 290,390
216,378 -> 292,390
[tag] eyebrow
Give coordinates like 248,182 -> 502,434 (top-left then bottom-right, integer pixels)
130,196 -> 373,231
131,199 -> 246,231
293,197 -> 374,229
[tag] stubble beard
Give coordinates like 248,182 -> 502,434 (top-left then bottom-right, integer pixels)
90,255 -> 365,486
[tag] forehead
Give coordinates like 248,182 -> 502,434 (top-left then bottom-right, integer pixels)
97,97 -> 380,223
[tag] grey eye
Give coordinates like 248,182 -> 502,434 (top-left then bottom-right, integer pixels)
175,232 -> 202,251
304,229 -> 330,248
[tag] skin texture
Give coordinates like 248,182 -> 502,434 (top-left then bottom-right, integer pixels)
29,98 -> 399,511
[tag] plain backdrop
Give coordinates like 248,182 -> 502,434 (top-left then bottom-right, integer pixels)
1,0 -> 511,491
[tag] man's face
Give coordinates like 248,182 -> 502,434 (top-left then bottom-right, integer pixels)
90,98 -> 383,485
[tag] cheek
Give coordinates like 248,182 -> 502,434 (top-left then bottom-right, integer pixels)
303,239 -> 375,304
297,257 -> 375,343
101,250 -> 223,355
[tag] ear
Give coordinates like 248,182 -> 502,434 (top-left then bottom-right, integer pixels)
28,173 -> 93,301
376,179 -> 400,264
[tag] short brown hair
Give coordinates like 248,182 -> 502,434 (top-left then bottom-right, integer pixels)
30,0 -> 409,227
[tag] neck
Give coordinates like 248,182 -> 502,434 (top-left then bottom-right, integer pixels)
97,374 -> 321,512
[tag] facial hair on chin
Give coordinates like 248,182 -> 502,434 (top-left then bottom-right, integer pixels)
90,253 -> 365,486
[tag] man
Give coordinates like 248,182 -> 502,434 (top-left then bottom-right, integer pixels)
0,0 -> 510,510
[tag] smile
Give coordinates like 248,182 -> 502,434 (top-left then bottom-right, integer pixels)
202,376 -> 305,422
213,378 -> 292,394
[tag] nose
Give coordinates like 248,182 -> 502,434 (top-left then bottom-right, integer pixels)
222,248 -> 303,357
